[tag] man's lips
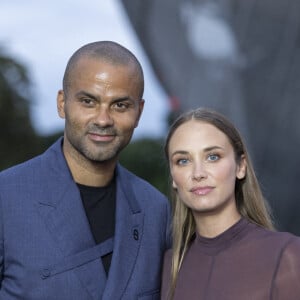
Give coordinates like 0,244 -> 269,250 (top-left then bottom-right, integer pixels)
88,132 -> 115,142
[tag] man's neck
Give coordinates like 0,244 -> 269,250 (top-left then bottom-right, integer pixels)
63,147 -> 117,187
71,163 -> 116,187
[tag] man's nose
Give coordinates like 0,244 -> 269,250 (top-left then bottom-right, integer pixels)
94,107 -> 114,127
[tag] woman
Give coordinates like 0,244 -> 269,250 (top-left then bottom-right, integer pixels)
161,108 -> 300,300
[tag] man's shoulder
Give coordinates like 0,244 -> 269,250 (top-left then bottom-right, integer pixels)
0,154 -> 42,180
117,164 -> 166,196
116,164 -> 169,210
0,138 -> 62,182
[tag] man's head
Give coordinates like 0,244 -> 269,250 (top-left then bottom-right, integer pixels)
57,41 -> 145,166
62,41 -> 144,98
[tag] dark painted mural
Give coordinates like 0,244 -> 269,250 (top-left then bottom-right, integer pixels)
121,0 -> 300,234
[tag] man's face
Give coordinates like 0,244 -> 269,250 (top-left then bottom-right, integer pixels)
57,57 -> 144,164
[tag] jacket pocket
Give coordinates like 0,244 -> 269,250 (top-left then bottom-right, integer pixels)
40,238 -> 113,279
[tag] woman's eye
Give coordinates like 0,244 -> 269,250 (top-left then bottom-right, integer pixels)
177,158 -> 189,165
207,154 -> 219,161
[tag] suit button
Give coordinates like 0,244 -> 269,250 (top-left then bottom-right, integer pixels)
133,229 -> 139,240
41,268 -> 51,279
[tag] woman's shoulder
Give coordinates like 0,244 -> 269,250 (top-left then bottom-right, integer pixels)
272,232 -> 300,297
241,223 -> 300,258
163,248 -> 173,263
269,231 -> 300,261
248,222 -> 299,244
268,229 -> 300,247
280,232 -> 300,256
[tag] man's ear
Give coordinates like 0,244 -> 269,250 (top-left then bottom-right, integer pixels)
57,90 -> 66,119
134,99 -> 145,128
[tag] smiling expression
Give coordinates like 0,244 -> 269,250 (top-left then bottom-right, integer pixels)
57,57 -> 144,165
168,119 -> 246,218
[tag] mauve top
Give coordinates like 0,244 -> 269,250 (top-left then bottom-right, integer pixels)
161,218 -> 300,300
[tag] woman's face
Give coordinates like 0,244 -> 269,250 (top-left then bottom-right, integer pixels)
168,119 -> 246,219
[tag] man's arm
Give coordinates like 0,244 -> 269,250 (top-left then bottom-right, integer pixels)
165,200 -> 172,250
0,193 -> 3,287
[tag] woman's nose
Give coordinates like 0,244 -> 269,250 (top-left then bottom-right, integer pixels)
192,163 -> 207,181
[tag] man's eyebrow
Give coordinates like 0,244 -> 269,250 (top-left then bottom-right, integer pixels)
74,91 -> 135,103
112,96 -> 132,102
75,90 -> 98,100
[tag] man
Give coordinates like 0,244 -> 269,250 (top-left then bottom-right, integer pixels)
0,41 -> 170,299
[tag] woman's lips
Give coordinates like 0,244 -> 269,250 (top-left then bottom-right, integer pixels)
190,186 -> 213,196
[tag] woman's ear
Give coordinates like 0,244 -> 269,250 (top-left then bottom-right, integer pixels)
236,155 -> 247,179
172,180 -> 178,189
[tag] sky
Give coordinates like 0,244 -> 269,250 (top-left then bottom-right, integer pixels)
0,0 -> 170,139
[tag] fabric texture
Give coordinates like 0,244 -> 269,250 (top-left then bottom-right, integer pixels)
161,218 -> 300,300
0,138 -> 171,300
78,181 -> 116,274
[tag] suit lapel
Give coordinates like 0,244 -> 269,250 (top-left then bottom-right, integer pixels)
37,181 -> 94,254
36,139 -> 107,299
102,165 -> 144,300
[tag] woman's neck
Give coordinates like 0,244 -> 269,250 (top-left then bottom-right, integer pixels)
194,208 -> 241,238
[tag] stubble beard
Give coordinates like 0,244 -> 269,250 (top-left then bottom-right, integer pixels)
65,122 -> 133,164
74,137 -> 123,163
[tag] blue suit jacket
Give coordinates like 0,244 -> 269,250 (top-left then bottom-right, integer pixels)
0,139 -> 170,300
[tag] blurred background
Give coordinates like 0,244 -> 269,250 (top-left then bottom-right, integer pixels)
1,0 -> 300,234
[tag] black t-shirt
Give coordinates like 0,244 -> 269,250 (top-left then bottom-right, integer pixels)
77,179 -> 116,275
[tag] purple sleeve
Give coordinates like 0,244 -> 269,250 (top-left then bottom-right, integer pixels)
272,236 -> 300,299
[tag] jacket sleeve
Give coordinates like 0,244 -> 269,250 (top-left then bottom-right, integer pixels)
272,236 -> 300,299
165,199 -> 172,250
0,193 -> 3,286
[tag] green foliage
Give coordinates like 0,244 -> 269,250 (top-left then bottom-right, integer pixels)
0,47 -> 62,170
0,47 -> 170,198
119,138 -> 170,195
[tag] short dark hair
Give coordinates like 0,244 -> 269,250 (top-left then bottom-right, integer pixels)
62,41 -> 144,97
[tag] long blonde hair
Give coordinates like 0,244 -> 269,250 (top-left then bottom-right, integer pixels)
164,108 -> 274,299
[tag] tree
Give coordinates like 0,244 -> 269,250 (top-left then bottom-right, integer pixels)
120,138 -> 169,195
0,48 -> 52,170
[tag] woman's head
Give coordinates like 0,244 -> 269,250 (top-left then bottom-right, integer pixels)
164,107 -> 273,300
165,107 -> 273,229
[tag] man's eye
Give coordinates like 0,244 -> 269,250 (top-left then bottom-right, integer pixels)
82,98 -> 93,104
113,102 -> 129,110
117,102 -> 126,108
78,98 -> 94,106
